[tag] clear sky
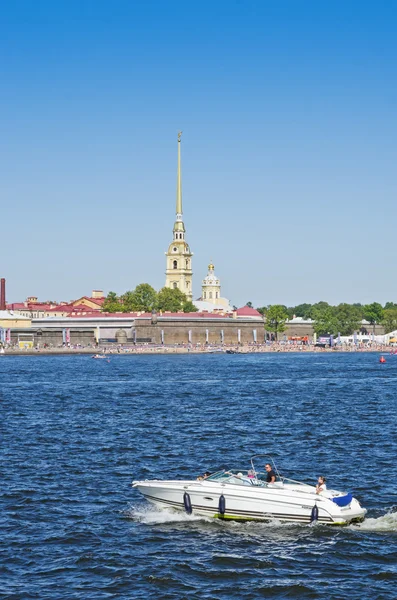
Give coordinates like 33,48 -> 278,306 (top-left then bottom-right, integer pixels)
1,1 -> 396,307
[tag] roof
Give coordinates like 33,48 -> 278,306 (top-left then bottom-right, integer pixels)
0,310 -> 31,320
73,296 -> 105,306
193,300 -> 232,313
28,303 -> 54,310
33,310 -> 266,324
236,305 -> 263,317
287,316 -> 314,324
46,304 -> 76,313
6,302 -> 56,311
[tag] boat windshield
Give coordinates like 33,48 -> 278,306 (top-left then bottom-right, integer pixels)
205,469 -> 266,486
203,459 -> 319,491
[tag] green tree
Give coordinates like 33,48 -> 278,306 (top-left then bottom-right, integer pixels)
363,302 -> 384,333
257,306 -> 268,317
102,291 -> 122,313
120,290 -> 135,312
265,305 -> 289,340
287,303 -> 312,319
381,308 -> 397,333
384,301 -> 397,310
122,283 -> 157,312
183,300 -> 198,313
308,301 -> 331,320
246,301 -> 253,308
312,305 -> 339,336
156,287 -> 191,312
334,303 -> 362,336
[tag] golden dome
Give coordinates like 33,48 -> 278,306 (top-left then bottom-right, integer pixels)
208,261 -> 215,271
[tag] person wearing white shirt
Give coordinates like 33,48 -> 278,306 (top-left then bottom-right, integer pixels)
316,476 -> 327,494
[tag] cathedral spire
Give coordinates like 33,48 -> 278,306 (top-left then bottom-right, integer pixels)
173,131 -> 185,234
176,131 -> 183,218
165,132 -> 193,299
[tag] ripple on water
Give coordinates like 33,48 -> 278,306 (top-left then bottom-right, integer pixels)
1,353 -> 397,599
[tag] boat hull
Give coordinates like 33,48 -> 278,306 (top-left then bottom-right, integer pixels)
133,480 -> 366,525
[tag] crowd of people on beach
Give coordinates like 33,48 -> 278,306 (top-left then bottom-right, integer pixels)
1,340 -> 392,355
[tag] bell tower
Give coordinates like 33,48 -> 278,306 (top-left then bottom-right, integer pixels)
165,132 -> 193,299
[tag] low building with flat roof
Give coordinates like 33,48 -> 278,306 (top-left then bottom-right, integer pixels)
30,308 -> 264,346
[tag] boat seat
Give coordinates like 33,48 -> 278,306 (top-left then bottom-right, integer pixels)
331,493 -> 353,507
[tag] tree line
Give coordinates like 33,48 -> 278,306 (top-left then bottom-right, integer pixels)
253,301 -> 397,338
102,284 -> 198,314
102,287 -> 397,338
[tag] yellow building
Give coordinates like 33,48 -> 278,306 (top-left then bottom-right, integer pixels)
165,132 -> 193,299
0,310 -> 32,329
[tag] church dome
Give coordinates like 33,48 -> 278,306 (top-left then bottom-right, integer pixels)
203,274 -> 219,285
202,261 -> 220,286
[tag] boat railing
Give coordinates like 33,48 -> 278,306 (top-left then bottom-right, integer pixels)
205,468 -> 317,490
206,469 -> 272,487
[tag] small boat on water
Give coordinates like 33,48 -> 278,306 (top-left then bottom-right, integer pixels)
92,354 -> 108,360
133,455 -> 366,525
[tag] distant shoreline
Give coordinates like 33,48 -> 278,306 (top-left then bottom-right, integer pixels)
0,344 -> 390,357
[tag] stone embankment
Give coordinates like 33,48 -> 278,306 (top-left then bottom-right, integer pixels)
0,343 -> 391,356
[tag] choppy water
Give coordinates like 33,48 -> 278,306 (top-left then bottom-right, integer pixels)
1,352 -> 397,599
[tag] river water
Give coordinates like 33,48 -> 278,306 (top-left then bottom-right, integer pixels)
1,353 -> 397,599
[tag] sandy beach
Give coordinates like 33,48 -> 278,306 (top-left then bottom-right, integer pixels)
0,343 -> 391,356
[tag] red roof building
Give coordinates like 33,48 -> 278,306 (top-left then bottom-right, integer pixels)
236,305 -> 263,318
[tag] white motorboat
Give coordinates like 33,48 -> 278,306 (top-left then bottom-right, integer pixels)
132,455 -> 366,525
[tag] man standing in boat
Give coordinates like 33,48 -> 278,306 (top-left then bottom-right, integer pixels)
265,463 -> 276,483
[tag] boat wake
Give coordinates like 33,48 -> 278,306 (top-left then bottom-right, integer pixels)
351,508 -> 397,532
124,504 -> 211,525
124,506 -> 317,531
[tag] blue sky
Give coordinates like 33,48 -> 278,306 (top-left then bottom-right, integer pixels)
1,1 -> 396,306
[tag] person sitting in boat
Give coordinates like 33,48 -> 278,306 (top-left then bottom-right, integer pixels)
316,476 -> 327,494
265,463 -> 276,484
235,472 -> 254,486
224,471 -> 253,485
197,471 -> 211,481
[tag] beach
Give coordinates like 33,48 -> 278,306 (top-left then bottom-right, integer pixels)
0,342 -> 391,356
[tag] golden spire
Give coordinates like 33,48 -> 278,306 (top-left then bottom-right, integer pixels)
176,131 -> 182,216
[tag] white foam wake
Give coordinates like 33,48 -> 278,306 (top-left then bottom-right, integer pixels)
351,509 -> 397,532
125,504 -> 211,525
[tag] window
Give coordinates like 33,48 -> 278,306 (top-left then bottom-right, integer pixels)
209,292 -> 213,299
173,247 -> 177,252
173,260 -> 178,269
204,292 -> 206,299
216,292 -> 219,298
185,260 -> 189,268
173,282 -> 178,289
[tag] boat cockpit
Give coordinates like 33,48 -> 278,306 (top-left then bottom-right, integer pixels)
202,455 -> 317,493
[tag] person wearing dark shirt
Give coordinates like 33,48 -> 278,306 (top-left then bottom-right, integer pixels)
265,463 -> 276,483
